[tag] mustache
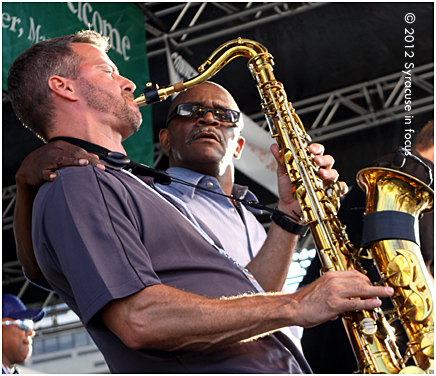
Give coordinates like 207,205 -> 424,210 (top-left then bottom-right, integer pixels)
188,128 -> 223,143
123,92 -> 135,101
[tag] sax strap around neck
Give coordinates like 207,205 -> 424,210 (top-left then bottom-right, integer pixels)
48,136 -> 172,185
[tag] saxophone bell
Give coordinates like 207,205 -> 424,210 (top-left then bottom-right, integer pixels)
357,167 -> 434,373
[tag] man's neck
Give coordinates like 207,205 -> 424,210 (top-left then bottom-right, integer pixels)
215,172 -> 234,196
49,132 -> 126,154
52,104 -> 130,152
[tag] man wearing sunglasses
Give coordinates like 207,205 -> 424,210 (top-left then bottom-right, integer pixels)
2,294 -> 45,374
157,81 -> 343,291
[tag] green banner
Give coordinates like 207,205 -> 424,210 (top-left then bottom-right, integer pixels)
2,2 -> 153,165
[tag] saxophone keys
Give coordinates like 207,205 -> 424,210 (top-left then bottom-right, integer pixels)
360,317 -> 377,335
402,292 -> 431,322
420,332 -> 434,358
398,365 -> 426,374
324,181 -> 342,207
386,252 -> 412,287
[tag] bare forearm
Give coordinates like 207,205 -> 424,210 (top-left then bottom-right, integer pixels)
102,272 -> 394,353
245,223 -> 298,292
102,284 -> 291,352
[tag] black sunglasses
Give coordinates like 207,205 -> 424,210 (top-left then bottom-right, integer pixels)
166,104 -> 240,127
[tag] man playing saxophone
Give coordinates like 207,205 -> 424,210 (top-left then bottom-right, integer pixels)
9,31 -> 394,373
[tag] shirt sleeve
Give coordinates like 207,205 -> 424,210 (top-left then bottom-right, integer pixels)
32,166 -> 162,325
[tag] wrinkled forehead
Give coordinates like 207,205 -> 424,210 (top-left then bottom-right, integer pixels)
168,82 -> 239,115
72,43 -> 116,69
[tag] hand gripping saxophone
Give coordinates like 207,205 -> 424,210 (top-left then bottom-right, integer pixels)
135,38 -> 433,374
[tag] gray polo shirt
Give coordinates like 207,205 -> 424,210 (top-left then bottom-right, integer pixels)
32,164 -> 311,373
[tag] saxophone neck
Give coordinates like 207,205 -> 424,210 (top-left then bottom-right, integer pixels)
198,38 -> 268,73
134,38 -> 269,107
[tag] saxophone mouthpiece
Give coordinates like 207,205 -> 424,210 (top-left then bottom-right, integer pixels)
133,94 -> 147,107
134,82 -> 158,107
134,81 -> 187,107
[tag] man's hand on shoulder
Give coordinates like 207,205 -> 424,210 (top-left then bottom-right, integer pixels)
15,140 -> 105,189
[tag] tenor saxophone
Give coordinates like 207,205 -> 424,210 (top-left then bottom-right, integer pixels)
135,38 -> 433,373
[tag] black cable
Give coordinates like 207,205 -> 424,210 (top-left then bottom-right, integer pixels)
168,176 -> 302,223
48,137 -> 302,222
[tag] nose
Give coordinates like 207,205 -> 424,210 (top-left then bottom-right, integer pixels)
196,111 -> 219,126
26,328 -> 35,338
117,74 -> 136,93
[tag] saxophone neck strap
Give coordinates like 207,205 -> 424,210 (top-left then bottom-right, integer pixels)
48,138 -> 299,222
48,137 -> 172,185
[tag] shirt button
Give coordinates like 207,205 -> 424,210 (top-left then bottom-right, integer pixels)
206,181 -> 214,188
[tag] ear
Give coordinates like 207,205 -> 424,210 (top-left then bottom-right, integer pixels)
48,75 -> 78,101
233,136 -> 246,159
159,128 -> 171,152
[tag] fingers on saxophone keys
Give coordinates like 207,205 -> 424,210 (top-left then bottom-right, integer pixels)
347,298 -> 383,311
340,181 -> 349,195
318,167 -> 338,182
350,287 -> 394,311
335,293 -> 388,313
313,155 -> 335,175
308,142 -> 325,156
323,270 -> 394,307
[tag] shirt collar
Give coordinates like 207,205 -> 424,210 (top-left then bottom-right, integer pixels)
165,167 -> 206,199
165,167 -> 258,204
2,364 -> 17,374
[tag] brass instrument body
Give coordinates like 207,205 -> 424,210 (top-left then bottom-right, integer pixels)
134,39 -> 267,107
245,41 -> 407,374
134,37 -> 433,373
358,168 -> 434,372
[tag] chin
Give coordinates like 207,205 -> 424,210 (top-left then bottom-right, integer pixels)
132,121 -> 142,134
18,353 -> 31,364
